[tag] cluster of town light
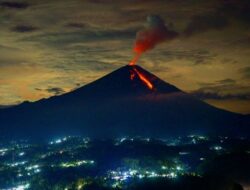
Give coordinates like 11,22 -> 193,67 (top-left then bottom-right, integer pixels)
109,169 -> 179,188
25,164 -> 41,175
0,135 -> 233,190
3,183 -> 30,190
109,166 -> 182,183
49,137 -> 69,144
49,136 -> 90,145
0,148 -> 9,156
60,160 -> 95,168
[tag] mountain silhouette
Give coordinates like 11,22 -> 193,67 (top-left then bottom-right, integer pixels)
0,65 -> 249,140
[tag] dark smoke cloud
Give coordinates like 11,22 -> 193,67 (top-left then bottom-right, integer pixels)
216,78 -> 236,85
184,13 -> 228,36
192,91 -> 250,100
184,0 -> 250,36
219,0 -> 250,24
0,1 -> 29,9
11,25 -> 38,33
36,87 -> 65,96
191,78 -> 250,101
46,87 -> 65,95
133,15 -> 178,54
65,23 -> 86,29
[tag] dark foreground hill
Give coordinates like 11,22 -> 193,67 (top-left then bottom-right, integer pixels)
0,65 -> 249,140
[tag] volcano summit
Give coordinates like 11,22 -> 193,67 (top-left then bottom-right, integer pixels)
0,65 -> 249,140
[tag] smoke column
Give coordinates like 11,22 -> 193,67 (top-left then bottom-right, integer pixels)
129,15 -> 178,65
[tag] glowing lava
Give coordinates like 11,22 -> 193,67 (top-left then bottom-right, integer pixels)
134,68 -> 153,90
128,15 -> 178,90
128,55 -> 154,90
130,70 -> 135,80
130,67 -> 154,90
129,53 -> 141,66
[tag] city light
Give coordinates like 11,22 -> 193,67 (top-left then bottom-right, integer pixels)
4,183 -> 30,190
19,152 -> 25,156
0,135 -> 246,189
60,160 -> 95,168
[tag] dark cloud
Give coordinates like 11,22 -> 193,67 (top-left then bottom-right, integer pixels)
159,50 -> 216,65
184,13 -> 228,36
0,1 -> 29,9
87,0 -> 168,5
65,23 -> 86,29
86,0 -> 115,3
46,87 -> 65,96
197,79 -> 236,90
192,78 -> 250,100
22,29 -> 135,47
229,37 -> 250,48
75,83 -> 81,87
184,0 -> 250,35
36,87 -> 65,96
198,78 -> 236,87
239,67 -> 250,79
184,0 -> 250,36
192,50 -> 215,65
197,82 -> 215,87
216,78 -> 236,85
85,60 -> 118,71
219,0 -> 250,24
221,58 -> 238,64
192,91 -> 250,100
35,88 -> 42,91
11,25 -> 38,33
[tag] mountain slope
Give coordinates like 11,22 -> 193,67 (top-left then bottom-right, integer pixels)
0,65 -> 249,140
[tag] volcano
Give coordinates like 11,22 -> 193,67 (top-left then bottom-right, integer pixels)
0,65 -> 249,140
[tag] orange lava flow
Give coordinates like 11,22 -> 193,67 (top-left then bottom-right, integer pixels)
133,68 -> 153,90
130,71 -> 135,80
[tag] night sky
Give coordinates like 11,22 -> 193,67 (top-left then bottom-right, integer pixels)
0,0 -> 249,114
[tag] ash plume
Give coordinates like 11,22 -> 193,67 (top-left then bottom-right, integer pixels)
130,15 -> 178,65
